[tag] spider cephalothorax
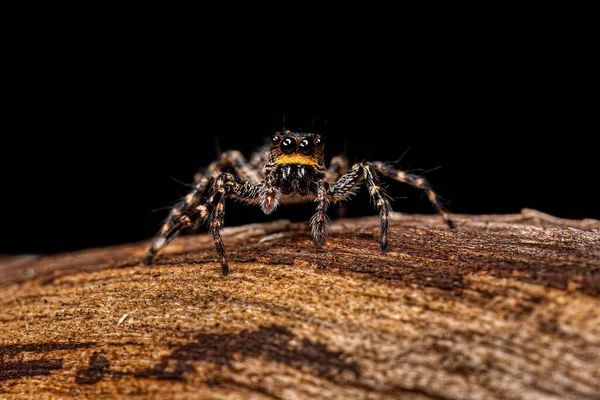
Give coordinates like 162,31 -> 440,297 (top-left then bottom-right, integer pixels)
267,132 -> 325,200
144,131 -> 455,275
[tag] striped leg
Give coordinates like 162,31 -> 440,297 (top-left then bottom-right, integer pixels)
329,162 -> 363,203
206,173 -> 264,275
159,151 -> 261,239
310,183 -> 331,246
371,162 -> 455,229
145,172 -> 263,273
143,204 -> 210,265
207,194 -> 228,274
325,155 -> 351,216
330,162 -> 392,252
362,164 -> 393,253
147,151 -> 262,264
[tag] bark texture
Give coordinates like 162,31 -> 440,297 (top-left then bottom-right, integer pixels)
1,209 -> 599,399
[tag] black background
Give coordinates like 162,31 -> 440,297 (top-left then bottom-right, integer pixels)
3,108 -> 596,255
2,43 -> 597,255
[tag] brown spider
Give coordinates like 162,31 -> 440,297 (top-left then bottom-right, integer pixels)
144,131 -> 455,275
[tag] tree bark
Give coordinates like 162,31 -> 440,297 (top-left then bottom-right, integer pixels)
1,210 -> 599,399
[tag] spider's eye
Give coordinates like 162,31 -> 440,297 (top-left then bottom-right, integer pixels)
271,135 -> 281,145
298,139 -> 315,156
315,137 -> 323,146
280,137 -> 297,154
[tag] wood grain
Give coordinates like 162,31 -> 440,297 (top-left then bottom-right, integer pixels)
1,210 -> 599,399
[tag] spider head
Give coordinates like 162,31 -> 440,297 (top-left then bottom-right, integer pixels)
269,131 -> 324,167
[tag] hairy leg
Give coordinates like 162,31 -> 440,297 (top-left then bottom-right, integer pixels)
205,173 -> 264,275
147,150 -> 264,264
362,164 -> 392,252
325,155 -> 350,218
143,204 -> 211,265
144,171 -> 264,271
370,162 -> 455,229
330,162 -> 392,252
310,183 -> 331,246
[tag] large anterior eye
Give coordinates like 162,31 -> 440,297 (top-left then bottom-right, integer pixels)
298,139 -> 315,155
280,137 -> 297,154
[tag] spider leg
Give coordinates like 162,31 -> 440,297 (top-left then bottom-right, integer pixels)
159,151 -> 262,236
310,183 -> 331,246
326,155 -> 350,217
223,150 -> 264,183
370,162 -> 455,229
362,164 -> 393,253
143,204 -> 211,265
206,173 -> 264,275
145,172 -> 263,274
330,162 -> 393,252
146,150 -> 263,264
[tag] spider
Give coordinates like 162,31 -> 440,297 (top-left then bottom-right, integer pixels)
144,131 -> 455,275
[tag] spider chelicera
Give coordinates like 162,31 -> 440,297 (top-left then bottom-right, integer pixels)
144,131 -> 455,275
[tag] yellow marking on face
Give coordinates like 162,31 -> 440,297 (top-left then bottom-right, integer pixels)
274,154 -> 318,166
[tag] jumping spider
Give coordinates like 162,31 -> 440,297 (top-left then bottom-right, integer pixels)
144,131 -> 455,274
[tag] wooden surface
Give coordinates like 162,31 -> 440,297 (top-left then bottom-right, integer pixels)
1,209 -> 599,399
